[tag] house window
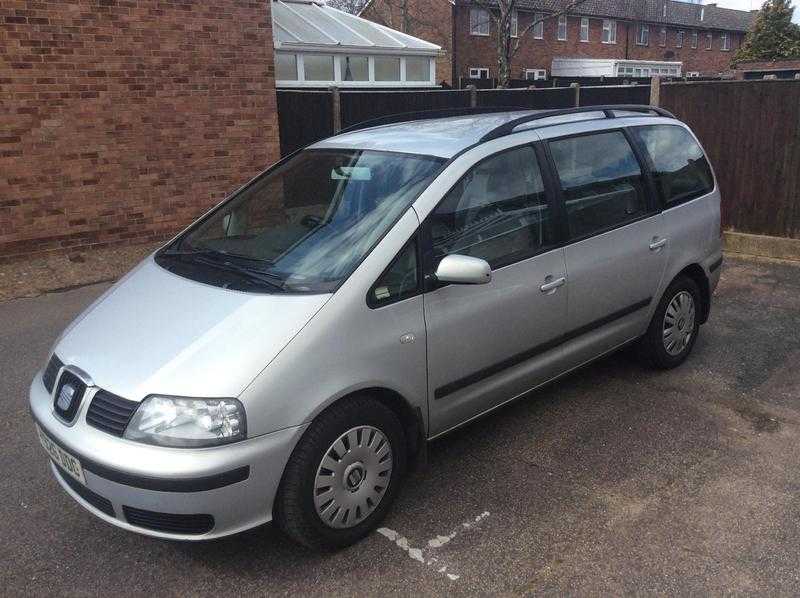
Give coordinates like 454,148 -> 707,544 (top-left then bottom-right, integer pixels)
602,19 -> 617,44
525,68 -> 547,80
691,30 -> 698,48
660,27 -> 667,46
637,24 -> 649,45
469,67 -> 489,79
676,30 -> 683,47
511,10 -> 518,37
303,54 -> 335,81
470,8 -> 490,36
706,32 -> 712,50
374,56 -> 400,81
275,53 -> 298,81
405,56 -> 431,81
557,15 -> 567,40
533,13 -> 544,39
580,17 -> 589,42
342,55 -> 368,81
721,32 -> 730,50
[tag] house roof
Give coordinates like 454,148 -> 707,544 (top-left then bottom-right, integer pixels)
461,0 -> 755,32
272,0 -> 441,54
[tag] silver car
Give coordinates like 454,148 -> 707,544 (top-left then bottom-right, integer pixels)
31,106 -> 722,549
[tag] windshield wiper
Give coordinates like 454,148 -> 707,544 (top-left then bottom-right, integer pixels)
161,247 -> 285,291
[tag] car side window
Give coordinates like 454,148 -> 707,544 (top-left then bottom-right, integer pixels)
549,131 -> 648,240
369,239 -> 419,307
630,124 -> 714,206
428,145 -> 554,268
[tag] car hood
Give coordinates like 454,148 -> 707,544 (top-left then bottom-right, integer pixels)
54,256 -> 331,401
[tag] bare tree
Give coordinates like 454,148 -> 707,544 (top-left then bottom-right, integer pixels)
327,0 -> 369,14
471,0 -> 593,87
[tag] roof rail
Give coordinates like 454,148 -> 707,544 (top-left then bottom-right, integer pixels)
337,106 -> 529,135
479,104 -> 676,142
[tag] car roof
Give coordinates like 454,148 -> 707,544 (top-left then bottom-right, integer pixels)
310,111 -> 543,159
309,107 -> 681,159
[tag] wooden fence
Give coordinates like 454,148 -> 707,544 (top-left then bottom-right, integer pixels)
660,80 -> 800,239
276,79 -> 800,240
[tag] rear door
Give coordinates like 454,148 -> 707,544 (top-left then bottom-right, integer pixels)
545,128 -> 668,364
422,143 -> 568,437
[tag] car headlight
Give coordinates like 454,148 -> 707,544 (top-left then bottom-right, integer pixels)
124,396 -> 246,448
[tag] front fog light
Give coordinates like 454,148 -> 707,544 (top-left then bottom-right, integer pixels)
124,396 -> 246,447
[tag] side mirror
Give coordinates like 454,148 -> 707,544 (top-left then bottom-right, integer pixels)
435,254 -> 492,285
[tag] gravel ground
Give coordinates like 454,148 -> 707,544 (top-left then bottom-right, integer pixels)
2,254 -> 800,596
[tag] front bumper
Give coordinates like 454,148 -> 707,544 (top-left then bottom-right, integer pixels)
30,374 -> 307,540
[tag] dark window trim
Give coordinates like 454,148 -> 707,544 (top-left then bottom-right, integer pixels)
420,141 -> 561,285
366,235 -> 423,309
543,127 -> 658,243
435,296 -> 652,399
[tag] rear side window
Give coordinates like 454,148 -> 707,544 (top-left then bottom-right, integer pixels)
549,131 -> 647,239
429,145 -> 554,268
631,125 -> 714,206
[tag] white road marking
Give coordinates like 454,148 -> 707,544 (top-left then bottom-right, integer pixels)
376,511 -> 490,582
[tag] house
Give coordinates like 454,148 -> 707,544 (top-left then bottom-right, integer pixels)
360,0 -> 756,85
272,0 -> 441,88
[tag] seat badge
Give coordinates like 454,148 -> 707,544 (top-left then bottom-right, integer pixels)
56,383 -> 76,412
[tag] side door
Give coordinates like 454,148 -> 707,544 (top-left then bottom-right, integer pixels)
423,143 -> 568,437
545,128 -> 668,366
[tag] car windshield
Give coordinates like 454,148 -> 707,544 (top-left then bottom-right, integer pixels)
159,149 -> 444,293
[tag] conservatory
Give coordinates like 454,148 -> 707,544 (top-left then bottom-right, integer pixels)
551,58 -> 683,78
272,0 -> 441,88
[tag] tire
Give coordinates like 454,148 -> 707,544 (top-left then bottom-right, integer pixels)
640,275 -> 702,369
274,396 -> 407,550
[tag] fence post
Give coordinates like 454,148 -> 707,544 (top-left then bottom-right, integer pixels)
650,76 -> 661,107
468,84 -> 477,108
570,82 -> 580,107
329,86 -> 341,133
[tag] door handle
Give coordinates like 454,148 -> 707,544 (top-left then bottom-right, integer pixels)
649,237 -> 668,251
540,276 -> 566,293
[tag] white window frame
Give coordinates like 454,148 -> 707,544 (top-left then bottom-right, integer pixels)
691,30 -> 698,48
469,67 -> 490,79
721,32 -> 730,51
580,17 -> 589,42
676,30 -> 683,48
510,10 -> 518,37
275,53 -> 436,88
706,32 -> 713,50
557,14 -> 567,41
470,7 -> 490,36
687,71 -> 700,78
660,27 -> 667,47
602,19 -> 617,44
533,13 -> 544,39
524,68 -> 547,81
636,24 -> 649,46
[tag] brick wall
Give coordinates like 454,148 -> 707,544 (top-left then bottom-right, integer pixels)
361,0 -> 453,85
0,0 -> 280,260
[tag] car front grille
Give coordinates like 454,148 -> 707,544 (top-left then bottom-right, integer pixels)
42,354 -> 64,394
122,506 -> 214,535
86,390 -> 139,437
55,464 -> 115,518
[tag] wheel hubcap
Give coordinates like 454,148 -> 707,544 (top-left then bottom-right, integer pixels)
663,290 -> 696,356
314,425 -> 393,529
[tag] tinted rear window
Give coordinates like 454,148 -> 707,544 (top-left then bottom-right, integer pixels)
631,124 -> 714,206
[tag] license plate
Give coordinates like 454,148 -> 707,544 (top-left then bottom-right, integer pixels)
37,424 -> 86,485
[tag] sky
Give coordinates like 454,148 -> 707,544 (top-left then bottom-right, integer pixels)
711,0 -> 800,22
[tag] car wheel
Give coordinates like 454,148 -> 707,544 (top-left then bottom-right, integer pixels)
274,396 -> 407,550
640,275 -> 701,369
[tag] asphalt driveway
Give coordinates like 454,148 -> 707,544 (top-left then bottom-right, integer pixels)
2,254 -> 800,596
